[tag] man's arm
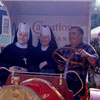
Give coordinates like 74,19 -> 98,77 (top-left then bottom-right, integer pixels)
78,49 -> 98,65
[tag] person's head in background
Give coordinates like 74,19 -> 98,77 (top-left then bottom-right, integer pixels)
69,26 -> 84,48
38,25 -> 57,50
13,22 -> 32,48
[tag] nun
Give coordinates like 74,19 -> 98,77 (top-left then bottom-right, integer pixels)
37,25 -> 58,73
0,22 -> 40,72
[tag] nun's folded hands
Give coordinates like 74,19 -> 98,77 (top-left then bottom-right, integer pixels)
9,66 -> 27,72
39,61 -> 48,70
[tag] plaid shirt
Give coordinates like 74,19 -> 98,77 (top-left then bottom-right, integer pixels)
63,42 -> 98,82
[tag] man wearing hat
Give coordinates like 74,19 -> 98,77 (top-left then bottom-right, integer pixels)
58,26 -> 98,100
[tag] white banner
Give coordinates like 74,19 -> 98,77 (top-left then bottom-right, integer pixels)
13,15 -> 89,47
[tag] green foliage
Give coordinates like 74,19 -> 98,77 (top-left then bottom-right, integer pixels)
88,81 -> 96,89
91,38 -> 100,55
94,45 -> 100,55
88,80 -> 97,99
91,0 -> 100,29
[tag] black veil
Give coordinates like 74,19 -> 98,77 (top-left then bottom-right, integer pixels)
37,25 -> 58,49
13,27 -> 33,50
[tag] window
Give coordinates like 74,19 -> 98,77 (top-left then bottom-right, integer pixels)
2,15 -> 9,34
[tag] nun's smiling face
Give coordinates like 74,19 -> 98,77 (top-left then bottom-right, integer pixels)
40,34 -> 50,47
17,32 -> 29,45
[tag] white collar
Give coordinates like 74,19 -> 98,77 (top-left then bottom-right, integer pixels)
15,42 -> 28,49
41,45 -> 49,51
